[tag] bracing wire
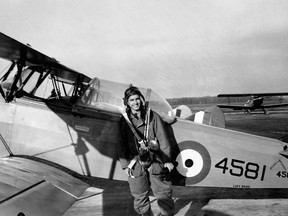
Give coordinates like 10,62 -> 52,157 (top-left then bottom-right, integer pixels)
0,133 -> 13,156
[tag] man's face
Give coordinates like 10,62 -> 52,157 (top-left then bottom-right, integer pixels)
127,94 -> 142,113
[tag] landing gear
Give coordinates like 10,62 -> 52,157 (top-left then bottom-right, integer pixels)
244,110 -> 251,114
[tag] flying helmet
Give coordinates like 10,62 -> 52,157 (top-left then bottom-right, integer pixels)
123,86 -> 145,107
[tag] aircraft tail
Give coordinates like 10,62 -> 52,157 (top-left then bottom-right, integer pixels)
168,105 -> 193,119
187,106 -> 226,128
169,105 -> 225,128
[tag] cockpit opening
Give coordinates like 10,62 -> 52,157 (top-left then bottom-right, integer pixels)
0,62 -> 90,105
76,78 -> 174,120
0,62 -> 175,121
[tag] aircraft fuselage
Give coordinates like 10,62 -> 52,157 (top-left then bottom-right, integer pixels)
1,96 -> 288,192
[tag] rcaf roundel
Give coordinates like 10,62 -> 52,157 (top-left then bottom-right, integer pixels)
175,141 -> 211,185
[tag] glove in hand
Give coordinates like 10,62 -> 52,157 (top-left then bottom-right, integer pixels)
160,167 -> 171,181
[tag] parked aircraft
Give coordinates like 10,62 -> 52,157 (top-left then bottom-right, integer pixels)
217,93 -> 288,114
1,32 -> 288,215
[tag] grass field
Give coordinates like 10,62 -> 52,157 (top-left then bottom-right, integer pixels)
224,111 -> 288,140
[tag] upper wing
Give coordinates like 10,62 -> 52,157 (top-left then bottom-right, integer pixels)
0,32 -> 91,84
0,32 -> 58,67
0,156 -> 89,216
218,93 -> 288,97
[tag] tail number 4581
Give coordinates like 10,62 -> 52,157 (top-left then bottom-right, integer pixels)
215,158 -> 266,181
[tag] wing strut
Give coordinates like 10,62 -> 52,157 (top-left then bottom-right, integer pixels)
0,133 -> 13,156
6,62 -> 24,102
31,67 -> 51,95
51,74 -> 61,99
0,61 -> 16,82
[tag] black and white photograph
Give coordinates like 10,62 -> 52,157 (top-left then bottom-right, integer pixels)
0,1 -> 288,215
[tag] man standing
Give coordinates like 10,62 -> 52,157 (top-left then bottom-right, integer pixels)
118,86 -> 174,216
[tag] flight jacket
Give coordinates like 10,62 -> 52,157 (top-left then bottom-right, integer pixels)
118,110 -> 172,169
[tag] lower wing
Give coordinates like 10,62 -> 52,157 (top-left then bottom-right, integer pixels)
0,156 -> 89,216
263,103 -> 288,108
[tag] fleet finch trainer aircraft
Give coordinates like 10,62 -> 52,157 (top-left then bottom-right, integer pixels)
1,32 -> 288,215
217,93 -> 288,114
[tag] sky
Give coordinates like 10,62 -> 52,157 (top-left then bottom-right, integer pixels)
0,0 -> 288,98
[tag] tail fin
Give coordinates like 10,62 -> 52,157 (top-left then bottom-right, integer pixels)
168,105 -> 192,119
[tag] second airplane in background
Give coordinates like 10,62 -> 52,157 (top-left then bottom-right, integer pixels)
217,93 -> 288,114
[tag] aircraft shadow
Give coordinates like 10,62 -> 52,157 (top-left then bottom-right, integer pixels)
12,155 -> 288,216
174,198 -> 231,216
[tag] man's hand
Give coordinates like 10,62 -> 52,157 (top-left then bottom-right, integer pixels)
125,167 -> 132,177
159,162 -> 174,181
164,162 -> 174,172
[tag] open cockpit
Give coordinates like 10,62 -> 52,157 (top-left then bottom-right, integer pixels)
0,62 -> 91,107
0,60 -> 174,121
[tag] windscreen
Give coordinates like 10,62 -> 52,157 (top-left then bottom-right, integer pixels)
76,78 -> 173,117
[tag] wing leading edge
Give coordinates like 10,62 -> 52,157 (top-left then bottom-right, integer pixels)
0,32 -> 58,67
218,103 -> 288,110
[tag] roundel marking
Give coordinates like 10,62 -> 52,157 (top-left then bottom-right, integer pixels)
175,141 -> 211,185
176,149 -> 203,177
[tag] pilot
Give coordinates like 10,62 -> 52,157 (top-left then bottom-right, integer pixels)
118,86 -> 174,216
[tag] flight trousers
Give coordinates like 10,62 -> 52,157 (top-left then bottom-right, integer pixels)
128,161 -> 174,216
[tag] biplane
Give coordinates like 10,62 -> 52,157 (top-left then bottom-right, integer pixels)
217,93 -> 288,114
0,32 -> 288,215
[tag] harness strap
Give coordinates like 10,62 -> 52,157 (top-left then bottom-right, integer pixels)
122,113 -> 143,143
122,107 -> 153,169
143,107 -> 150,142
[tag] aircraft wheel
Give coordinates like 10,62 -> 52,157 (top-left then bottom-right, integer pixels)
175,141 -> 211,185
